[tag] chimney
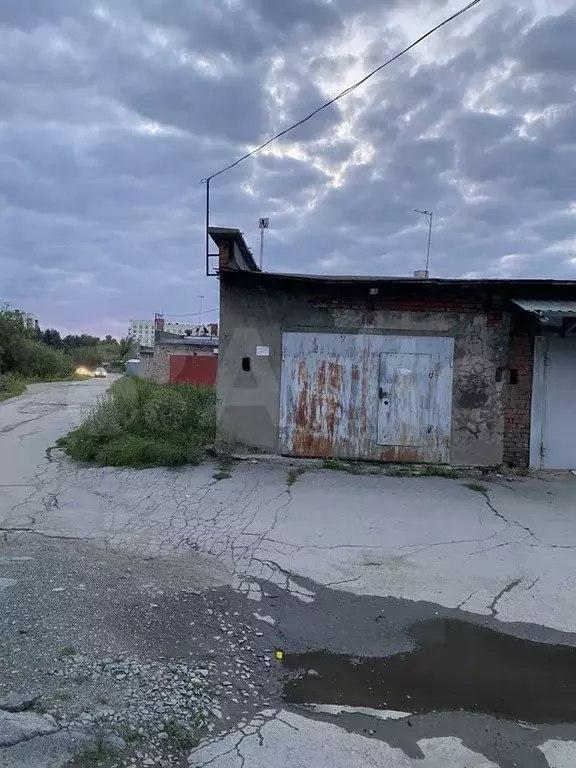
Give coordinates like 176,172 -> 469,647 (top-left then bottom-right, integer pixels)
413,270 -> 429,279
219,238 -> 232,270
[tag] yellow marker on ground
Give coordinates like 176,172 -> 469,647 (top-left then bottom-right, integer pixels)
274,650 -> 284,660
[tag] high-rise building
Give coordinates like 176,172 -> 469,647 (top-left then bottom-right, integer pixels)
128,319 -> 155,347
128,319 -> 218,348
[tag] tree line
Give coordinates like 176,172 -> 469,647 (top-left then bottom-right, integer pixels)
0,305 -> 135,383
40,328 -> 135,368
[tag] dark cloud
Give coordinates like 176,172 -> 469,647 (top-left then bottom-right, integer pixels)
517,9 -> 576,73
0,0 -> 575,335
111,59 -> 268,143
253,0 -> 342,38
0,0 -> 81,30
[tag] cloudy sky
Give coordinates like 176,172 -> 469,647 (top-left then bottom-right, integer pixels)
1,0 -> 575,336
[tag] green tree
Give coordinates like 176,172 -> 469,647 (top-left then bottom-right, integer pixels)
0,307 -> 73,379
42,328 -> 63,348
118,337 -> 137,361
62,334 -> 100,349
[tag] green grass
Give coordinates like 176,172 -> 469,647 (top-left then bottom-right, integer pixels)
71,736 -> 114,765
322,458 -> 364,475
60,377 -> 216,468
387,465 -> 459,479
163,718 -> 199,750
287,467 -> 306,487
321,458 -> 459,479
463,482 -> 489,495
420,465 -> 459,479
0,374 -> 26,402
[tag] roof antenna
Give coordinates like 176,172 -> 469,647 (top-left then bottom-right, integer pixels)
259,217 -> 269,269
414,209 -> 433,278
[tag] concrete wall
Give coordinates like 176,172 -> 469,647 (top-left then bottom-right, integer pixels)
217,281 -> 511,466
152,343 -> 215,384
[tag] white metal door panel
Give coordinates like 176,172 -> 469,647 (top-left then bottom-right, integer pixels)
377,339 -> 454,459
540,337 -> 576,469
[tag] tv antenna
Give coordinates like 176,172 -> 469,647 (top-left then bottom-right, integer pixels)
259,218 -> 269,269
414,210 -> 434,274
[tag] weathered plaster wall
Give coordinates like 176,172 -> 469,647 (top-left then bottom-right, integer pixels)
218,281 -> 511,465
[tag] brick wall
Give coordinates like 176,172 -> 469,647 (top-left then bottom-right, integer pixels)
503,323 -> 534,467
309,296 -> 503,316
152,343 -> 216,384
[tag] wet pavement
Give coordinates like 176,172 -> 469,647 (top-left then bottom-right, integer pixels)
284,617 -> 576,724
3,381 -> 576,766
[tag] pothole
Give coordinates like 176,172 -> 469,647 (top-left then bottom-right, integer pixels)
283,617 -> 576,724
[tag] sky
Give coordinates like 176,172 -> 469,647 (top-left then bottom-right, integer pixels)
0,0 -> 575,336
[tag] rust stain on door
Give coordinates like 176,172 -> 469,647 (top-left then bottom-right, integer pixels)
291,357 -> 344,457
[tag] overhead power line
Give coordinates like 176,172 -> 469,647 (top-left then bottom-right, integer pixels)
201,0 -> 483,184
162,307 -> 219,318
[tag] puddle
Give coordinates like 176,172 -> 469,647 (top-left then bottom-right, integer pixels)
283,618 -> 576,724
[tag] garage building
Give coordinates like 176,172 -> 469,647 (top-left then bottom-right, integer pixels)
212,227 -> 576,469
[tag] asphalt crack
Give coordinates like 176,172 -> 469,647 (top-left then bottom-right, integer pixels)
488,578 -> 522,618
465,485 -> 545,546
457,591 -> 478,610
0,526 -> 84,541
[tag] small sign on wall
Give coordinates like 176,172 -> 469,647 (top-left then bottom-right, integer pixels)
256,346 -> 270,357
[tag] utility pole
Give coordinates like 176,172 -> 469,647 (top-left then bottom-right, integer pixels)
198,295 -> 204,325
414,210 -> 434,274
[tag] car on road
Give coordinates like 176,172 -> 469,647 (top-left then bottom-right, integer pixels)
94,367 -> 107,378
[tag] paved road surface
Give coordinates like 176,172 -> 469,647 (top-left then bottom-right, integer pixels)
2,380 -> 576,767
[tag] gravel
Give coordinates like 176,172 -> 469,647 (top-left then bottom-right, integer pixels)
0,537 -> 282,767
38,599 -> 280,766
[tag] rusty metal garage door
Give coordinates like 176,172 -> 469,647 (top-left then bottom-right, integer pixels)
279,332 -> 454,463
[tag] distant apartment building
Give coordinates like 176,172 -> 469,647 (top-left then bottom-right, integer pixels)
128,319 -> 155,347
13,310 -> 38,329
128,318 -> 218,348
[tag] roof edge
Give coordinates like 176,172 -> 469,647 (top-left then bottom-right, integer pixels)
209,227 -> 260,272
219,268 -> 576,288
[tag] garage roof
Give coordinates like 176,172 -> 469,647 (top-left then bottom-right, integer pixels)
512,299 -> 576,317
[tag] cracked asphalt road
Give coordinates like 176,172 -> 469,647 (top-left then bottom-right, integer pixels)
3,381 -> 576,766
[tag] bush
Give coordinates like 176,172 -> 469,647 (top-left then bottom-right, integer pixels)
61,377 -> 216,468
16,338 -> 74,379
0,309 -> 74,380
0,373 -> 26,402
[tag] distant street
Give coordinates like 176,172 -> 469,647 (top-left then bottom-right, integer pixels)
2,381 -> 576,767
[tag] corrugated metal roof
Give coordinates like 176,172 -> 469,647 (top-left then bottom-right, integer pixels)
160,337 -> 219,346
512,299 -> 576,315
